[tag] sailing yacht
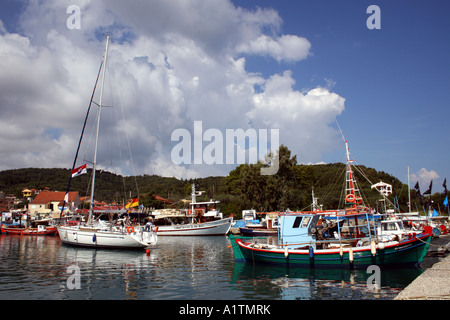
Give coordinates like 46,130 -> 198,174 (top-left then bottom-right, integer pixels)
57,36 -> 157,249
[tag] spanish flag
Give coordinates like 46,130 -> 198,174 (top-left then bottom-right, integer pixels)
125,197 -> 139,209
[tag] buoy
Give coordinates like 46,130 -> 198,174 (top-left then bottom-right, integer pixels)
371,240 -> 377,256
228,245 -> 231,249
378,242 -> 385,250
309,246 -> 314,259
345,194 -> 356,203
284,246 -> 289,258
349,247 -> 354,263
93,234 -> 96,243
146,249 -> 150,256
339,245 -> 344,257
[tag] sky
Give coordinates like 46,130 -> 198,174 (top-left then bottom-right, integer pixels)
0,0 -> 449,194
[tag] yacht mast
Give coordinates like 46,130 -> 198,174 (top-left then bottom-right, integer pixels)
88,35 -> 110,224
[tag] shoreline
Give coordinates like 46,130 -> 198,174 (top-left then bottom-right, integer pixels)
395,234 -> 450,300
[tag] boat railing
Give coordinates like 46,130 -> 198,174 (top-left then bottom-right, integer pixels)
269,237 -> 367,250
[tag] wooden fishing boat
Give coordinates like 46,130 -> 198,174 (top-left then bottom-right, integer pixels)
3,220 -> 57,235
230,213 -> 432,269
229,140 -> 433,269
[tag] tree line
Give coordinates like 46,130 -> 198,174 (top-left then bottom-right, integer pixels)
0,146 -> 445,218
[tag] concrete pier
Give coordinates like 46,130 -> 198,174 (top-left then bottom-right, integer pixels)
395,235 -> 450,300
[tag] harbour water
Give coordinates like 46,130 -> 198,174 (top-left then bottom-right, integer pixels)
0,234 -> 424,300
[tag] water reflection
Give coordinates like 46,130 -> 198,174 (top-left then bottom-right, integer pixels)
230,260 -> 423,300
0,234 -> 423,300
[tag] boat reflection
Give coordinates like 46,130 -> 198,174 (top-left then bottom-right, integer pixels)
230,261 -> 423,299
57,244 -> 158,299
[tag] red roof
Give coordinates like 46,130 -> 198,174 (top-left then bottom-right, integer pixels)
30,191 -> 79,204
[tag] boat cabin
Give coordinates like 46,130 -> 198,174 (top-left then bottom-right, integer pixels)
377,219 -> 405,236
278,210 -> 376,250
278,214 -> 320,249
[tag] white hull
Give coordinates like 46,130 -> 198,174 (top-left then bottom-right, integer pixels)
156,218 -> 232,236
57,225 -> 157,248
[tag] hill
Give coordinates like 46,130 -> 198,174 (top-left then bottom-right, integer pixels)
0,160 -> 418,219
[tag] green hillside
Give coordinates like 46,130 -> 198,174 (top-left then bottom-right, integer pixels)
0,146 -> 439,218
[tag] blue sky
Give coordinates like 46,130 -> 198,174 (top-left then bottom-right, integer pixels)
234,0 -> 450,191
0,0 -> 448,194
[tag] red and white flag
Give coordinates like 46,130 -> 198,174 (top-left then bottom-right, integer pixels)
71,164 -> 87,178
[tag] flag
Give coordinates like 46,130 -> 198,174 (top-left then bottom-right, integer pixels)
423,180 -> 432,195
442,178 -> 447,196
125,197 -> 139,209
444,196 -> 448,208
71,164 -> 87,178
414,181 -> 424,205
432,209 -> 439,217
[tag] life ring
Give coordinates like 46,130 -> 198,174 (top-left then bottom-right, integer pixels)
345,194 -> 356,203
127,226 -> 135,234
187,210 -> 193,216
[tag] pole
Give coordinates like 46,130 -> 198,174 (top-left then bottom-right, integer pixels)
407,166 -> 411,213
88,35 -> 110,225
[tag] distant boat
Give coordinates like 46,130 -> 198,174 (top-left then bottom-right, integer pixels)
154,183 -> 233,236
2,219 -> 57,236
230,141 -> 432,268
57,36 -> 157,249
239,211 -> 278,236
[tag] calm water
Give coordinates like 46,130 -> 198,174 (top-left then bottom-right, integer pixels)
0,234 -> 423,300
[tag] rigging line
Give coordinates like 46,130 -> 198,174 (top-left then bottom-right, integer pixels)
103,66 -> 128,203
59,59 -> 104,223
335,117 -> 346,144
109,65 -> 140,198
352,160 -> 401,213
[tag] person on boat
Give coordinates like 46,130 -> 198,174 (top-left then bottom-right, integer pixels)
145,219 -> 153,231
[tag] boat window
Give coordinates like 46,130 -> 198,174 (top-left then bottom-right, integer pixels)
382,223 -> 397,231
301,216 -> 311,228
292,217 -> 302,228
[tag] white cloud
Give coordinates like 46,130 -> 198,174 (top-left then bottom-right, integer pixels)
0,0 -> 346,178
411,168 -> 440,191
236,34 -> 311,62
247,71 -> 345,161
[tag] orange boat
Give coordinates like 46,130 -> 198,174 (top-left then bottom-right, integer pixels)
2,221 -> 57,235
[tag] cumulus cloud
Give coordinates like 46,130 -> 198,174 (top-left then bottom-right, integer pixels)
411,168 -> 440,191
0,0 -> 346,179
248,71 -> 345,161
